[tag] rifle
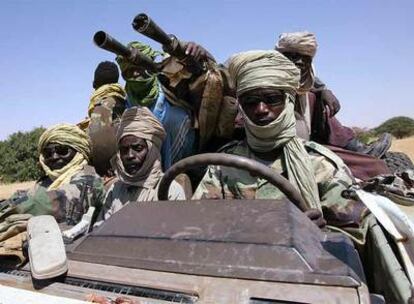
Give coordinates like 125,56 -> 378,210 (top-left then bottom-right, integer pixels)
93,31 -> 160,74
132,13 -> 204,74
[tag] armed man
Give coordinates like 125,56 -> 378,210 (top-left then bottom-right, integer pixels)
0,124 -> 104,262
94,14 -> 237,171
193,50 -> 370,243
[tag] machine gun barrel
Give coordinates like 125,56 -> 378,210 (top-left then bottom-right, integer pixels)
132,13 -> 173,47
93,31 -> 159,73
132,13 -> 198,68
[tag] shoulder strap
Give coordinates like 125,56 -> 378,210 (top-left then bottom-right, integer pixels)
304,141 -> 346,169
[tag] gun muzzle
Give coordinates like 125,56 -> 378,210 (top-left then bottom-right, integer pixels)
132,13 -> 188,59
93,31 -> 159,73
94,31 -> 130,58
132,13 -> 172,47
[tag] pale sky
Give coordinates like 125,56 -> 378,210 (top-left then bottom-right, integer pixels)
1,0 -> 413,139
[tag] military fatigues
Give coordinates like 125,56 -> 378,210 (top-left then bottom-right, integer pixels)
193,140 -> 370,243
26,165 -> 104,224
0,165 -> 104,263
85,96 -> 125,178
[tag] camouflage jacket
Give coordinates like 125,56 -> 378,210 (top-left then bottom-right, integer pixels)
1,165 -> 104,228
193,140 -> 370,243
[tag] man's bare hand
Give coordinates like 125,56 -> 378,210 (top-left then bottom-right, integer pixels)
322,90 -> 341,117
185,42 -> 214,62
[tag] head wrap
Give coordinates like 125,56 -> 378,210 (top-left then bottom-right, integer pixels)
88,83 -> 126,117
113,107 -> 166,191
276,32 -> 318,57
228,50 -> 300,97
93,61 -> 119,89
276,32 -> 317,93
116,42 -> 162,107
228,50 -> 320,210
38,124 -> 91,190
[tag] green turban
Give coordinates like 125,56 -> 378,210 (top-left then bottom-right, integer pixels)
116,41 -> 163,107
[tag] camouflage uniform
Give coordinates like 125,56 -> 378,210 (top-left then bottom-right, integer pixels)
193,140 -> 370,243
88,95 -> 125,127
85,96 -> 125,179
1,165 -> 104,230
0,165 -> 104,263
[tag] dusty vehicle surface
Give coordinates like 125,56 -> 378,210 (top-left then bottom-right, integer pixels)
0,154 -> 412,303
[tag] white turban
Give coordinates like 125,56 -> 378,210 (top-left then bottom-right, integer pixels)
276,32 -> 318,58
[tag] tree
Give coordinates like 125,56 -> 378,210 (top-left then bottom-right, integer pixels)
0,127 -> 46,183
374,116 -> 414,139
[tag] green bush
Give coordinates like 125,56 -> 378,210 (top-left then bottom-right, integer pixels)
353,127 -> 376,144
0,127 -> 46,183
374,116 -> 414,139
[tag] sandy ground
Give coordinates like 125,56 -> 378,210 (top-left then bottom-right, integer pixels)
0,181 -> 35,201
0,137 -> 413,200
390,136 -> 414,162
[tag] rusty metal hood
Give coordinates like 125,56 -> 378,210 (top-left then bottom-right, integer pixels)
68,199 -> 365,287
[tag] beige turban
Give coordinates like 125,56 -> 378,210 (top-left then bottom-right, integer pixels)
114,107 -> 166,188
228,50 -> 300,97
276,32 -> 318,58
38,124 -> 91,190
116,106 -> 166,149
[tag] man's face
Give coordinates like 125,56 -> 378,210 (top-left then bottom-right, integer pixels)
42,143 -> 76,170
239,88 -> 285,126
282,52 -> 312,73
119,135 -> 148,175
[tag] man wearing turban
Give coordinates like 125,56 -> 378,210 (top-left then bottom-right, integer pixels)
115,40 -> 231,171
0,124 -> 104,262
99,107 -> 185,221
193,50 -> 370,243
20,124 -> 104,221
115,41 -> 200,170
276,32 -> 391,160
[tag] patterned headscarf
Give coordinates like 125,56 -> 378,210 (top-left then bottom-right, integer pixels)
38,124 -> 91,190
113,107 -> 166,190
228,50 -> 320,210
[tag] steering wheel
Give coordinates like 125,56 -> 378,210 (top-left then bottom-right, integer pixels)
157,153 -> 308,212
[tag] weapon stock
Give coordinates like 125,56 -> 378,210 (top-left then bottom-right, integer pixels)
93,31 -> 159,73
